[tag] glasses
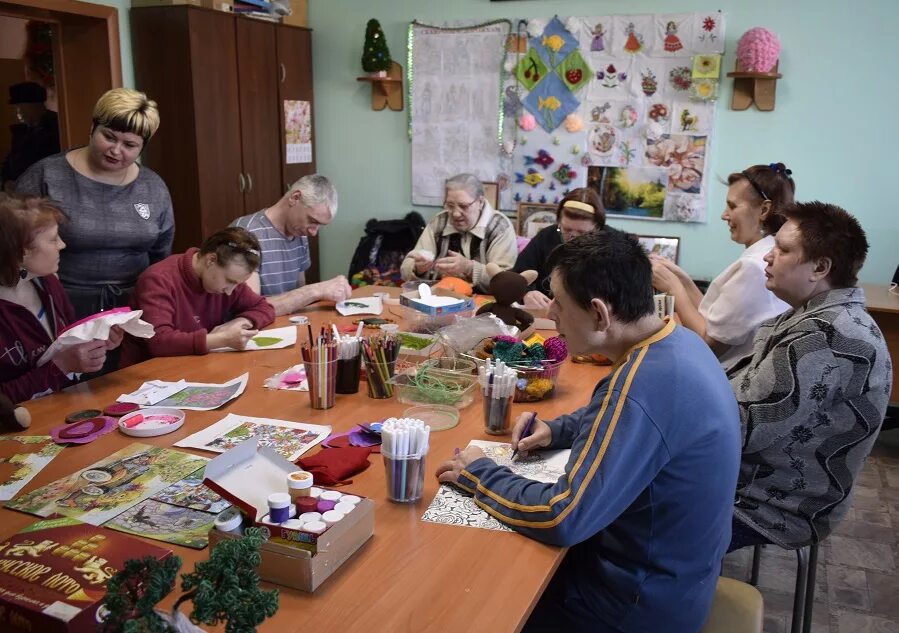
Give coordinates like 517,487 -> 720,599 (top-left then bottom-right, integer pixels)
741,171 -> 770,202
444,199 -> 479,214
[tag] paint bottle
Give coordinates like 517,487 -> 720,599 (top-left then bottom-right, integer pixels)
296,496 -> 319,514
309,487 -> 324,499
214,507 -> 244,534
334,501 -> 356,514
317,499 -> 337,513
320,490 -> 342,502
286,470 -> 314,502
340,495 -> 362,506
299,511 -> 322,523
302,520 -> 327,535
322,510 -> 345,525
282,519 -> 304,531
268,492 -> 293,524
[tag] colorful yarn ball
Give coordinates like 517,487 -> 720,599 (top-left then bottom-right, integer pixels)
525,343 -> 546,364
525,378 -> 554,398
736,27 -> 780,73
493,340 -> 525,364
519,112 -> 537,131
495,335 -> 519,344
543,336 -> 568,362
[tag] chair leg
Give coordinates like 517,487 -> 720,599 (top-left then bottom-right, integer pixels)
790,546 -> 809,633
750,544 -> 763,586
801,543 -> 819,633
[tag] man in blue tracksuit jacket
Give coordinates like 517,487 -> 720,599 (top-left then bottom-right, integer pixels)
437,229 -> 741,632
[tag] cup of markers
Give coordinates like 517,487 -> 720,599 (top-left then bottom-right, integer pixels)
381,417 -> 430,503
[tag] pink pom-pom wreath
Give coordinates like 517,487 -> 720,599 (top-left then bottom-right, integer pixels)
519,112 -> 537,131
736,27 -> 780,73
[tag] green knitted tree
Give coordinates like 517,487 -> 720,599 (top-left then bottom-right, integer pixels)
99,555 -> 182,633
361,19 -> 392,73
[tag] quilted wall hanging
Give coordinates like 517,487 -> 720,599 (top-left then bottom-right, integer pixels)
408,11 -> 725,223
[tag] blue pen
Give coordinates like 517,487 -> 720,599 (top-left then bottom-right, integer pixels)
512,411 -> 538,461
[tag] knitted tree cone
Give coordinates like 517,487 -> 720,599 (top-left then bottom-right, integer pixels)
361,19 -> 392,73
736,27 -> 780,72
0,394 -> 31,431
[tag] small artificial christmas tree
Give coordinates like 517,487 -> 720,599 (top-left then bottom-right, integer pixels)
361,19 -> 391,74
99,528 -> 278,633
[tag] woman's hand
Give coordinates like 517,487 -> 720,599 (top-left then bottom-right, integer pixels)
650,259 -> 682,294
434,250 -> 473,278
105,325 -> 124,350
413,253 -> 435,275
523,290 -> 552,309
511,413 -> 552,458
52,340 -> 107,374
649,255 -> 689,283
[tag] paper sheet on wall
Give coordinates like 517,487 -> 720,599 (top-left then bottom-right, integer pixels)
421,440 -> 570,531
285,100 -> 312,164
410,21 -> 508,206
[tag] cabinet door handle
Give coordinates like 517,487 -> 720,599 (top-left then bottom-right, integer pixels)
246,173 -> 254,193
280,63 -> 286,83
238,173 -> 246,192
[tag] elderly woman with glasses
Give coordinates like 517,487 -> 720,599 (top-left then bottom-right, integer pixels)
119,227 -> 274,366
400,173 -> 518,293
513,187 -> 605,308
650,163 -> 794,370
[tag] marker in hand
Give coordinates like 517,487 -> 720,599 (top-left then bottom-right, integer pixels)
511,411 -> 538,461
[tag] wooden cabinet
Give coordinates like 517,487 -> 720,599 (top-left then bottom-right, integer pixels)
131,6 -> 319,282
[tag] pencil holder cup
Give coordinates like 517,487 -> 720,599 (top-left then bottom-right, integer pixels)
335,354 -> 361,394
363,357 -> 398,399
383,451 -> 427,503
483,393 -> 514,435
303,358 -> 337,409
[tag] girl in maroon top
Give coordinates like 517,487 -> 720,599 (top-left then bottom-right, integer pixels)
0,195 -> 122,402
120,227 -> 275,366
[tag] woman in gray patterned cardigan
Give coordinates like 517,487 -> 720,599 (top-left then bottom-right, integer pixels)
727,201 -> 892,551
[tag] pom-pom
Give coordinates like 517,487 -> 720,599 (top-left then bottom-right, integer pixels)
564,17 -> 580,35
503,57 -> 517,73
543,336 -> 568,362
518,112 -> 537,131
525,378 -> 554,398
526,19 -> 548,38
494,335 -> 519,344
564,113 -> 583,133
736,27 -> 780,73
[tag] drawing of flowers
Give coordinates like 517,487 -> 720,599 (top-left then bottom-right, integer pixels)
645,135 -> 706,194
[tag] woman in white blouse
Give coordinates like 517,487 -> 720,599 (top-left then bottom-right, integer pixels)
650,163 -> 794,370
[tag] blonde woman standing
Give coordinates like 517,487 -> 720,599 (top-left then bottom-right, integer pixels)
15,88 -> 174,320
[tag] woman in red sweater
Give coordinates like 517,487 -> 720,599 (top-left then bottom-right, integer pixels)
0,195 -> 122,402
120,227 -> 275,366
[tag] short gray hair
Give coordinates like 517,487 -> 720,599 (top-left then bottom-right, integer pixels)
290,174 -> 338,216
445,173 -> 484,200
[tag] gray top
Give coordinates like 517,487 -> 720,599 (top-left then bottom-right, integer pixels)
230,210 -> 309,296
15,152 -> 175,291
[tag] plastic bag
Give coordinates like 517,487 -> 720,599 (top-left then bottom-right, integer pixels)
436,313 -> 516,356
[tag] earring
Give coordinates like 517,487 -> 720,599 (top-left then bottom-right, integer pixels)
19,269 -> 27,280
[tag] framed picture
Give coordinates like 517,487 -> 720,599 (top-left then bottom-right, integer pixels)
587,166 -> 667,221
637,235 -> 680,264
482,181 -> 499,209
516,202 -> 556,238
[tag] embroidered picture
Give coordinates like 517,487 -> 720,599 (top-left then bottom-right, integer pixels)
663,21 -> 683,53
645,134 -> 707,194
590,22 -> 606,52
623,21 -> 644,54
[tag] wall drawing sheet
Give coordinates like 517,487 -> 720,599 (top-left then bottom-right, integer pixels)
421,440 -> 571,531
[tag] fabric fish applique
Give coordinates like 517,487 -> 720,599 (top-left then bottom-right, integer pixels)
552,164 -> 577,185
524,149 -> 554,169
516,168 -> 545,187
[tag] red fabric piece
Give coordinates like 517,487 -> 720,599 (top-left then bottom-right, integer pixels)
297,446 -> 372,486
120,248 -> 275,366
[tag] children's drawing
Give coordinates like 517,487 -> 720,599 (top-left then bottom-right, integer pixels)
151,468 -> 231,513
0,436 -> 65,501
153,373 -> 249,411
175,413 -> 331,461
421,441 -> 571,531
105,499 -> 217,549
7,443 -> 207,525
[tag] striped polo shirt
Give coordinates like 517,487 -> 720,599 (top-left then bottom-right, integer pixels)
230,210 -> 310,296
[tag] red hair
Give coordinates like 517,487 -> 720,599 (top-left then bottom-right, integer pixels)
0,195 -> 67,287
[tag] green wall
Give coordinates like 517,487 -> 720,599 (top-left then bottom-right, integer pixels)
110,0 -> 897,284
306,0 -> 899,284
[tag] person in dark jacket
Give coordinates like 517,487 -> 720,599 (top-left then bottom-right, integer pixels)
1,82 -> 59,193
513,187 -> 605,308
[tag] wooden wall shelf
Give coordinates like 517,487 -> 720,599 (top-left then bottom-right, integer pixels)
726,62 -> 781,111
356,60 -> 403,111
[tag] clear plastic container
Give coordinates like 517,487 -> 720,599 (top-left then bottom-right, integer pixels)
388,371 -> 477,409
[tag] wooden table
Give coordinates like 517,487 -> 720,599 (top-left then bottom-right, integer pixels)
863,283 -> 899,402
0,295 -> 609,633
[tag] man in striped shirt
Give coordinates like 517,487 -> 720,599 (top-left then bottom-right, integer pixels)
231,174 -> 351,315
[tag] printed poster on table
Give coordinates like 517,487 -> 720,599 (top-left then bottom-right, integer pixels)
285,100 -> 312,164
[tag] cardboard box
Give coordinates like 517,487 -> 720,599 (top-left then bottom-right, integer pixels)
0,517 -> 171,633
203,439 -> 374,592
282,0 -> 307,26
399,288 -> 475,316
